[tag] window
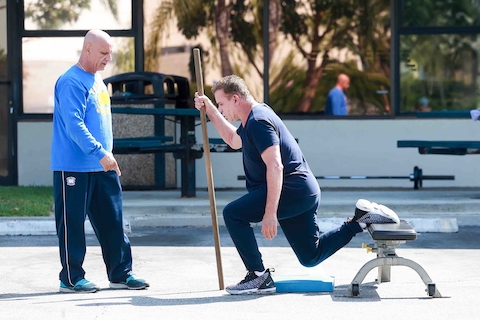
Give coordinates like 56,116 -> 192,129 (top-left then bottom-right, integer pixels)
24,0 -> 132,30
22,37 -> 134,114
261,0 -> 392,116
0,0 -> 8,177
398,0 -> 480,114
400,33 -> 480,113
401,0 -> 480,28
20,0 -> 135,115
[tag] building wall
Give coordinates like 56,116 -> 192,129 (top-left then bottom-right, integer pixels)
0,0 -> 5,49
18,118 -> 480,188
17,122 -> 52,186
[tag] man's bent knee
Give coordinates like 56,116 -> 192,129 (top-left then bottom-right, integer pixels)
297,255 -> 320,268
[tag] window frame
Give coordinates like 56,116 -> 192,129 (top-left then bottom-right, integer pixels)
14,0 -> 144,119
394,0 -> 480,118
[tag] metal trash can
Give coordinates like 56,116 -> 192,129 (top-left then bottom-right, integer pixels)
104,72 -> 178,190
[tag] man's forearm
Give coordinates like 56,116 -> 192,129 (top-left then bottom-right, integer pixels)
264,164 -> 283,217
205,107 -> 240,149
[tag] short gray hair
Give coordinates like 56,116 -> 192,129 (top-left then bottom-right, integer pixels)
211,75 -> 252,100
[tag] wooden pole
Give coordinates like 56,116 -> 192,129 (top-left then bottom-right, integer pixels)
193,48 -> 225,290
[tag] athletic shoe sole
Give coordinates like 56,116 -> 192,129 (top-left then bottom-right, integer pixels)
225,287 -> 277,295
109,282 -> 148,290
59,286 -> 99,293
355,199 -> 400,224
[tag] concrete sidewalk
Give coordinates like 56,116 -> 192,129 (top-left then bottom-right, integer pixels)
2,188 -> 480,235
1,225 -> 480,320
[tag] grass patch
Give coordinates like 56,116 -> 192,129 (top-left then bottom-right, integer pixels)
0,186 -> 53,217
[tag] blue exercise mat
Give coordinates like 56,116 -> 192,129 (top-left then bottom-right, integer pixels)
275,275 -> 335,293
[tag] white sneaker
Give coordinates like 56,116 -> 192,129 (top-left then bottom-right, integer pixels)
353,199 -> 400,224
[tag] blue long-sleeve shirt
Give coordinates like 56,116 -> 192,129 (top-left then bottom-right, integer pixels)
50,65 -> 112,172
325,87 -> 347,115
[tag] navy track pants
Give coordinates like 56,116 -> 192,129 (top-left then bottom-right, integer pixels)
53,171 -> 133,286
223,186 -> 363,272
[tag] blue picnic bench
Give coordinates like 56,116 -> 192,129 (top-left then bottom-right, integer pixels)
105,72 -> 236,198
397,140 -> 480,155
395,110 -> 480,186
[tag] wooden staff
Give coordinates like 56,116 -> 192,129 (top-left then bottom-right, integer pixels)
193,48 -> 224,290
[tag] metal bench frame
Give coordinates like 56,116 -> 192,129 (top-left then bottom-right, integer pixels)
348,220 -> 442,298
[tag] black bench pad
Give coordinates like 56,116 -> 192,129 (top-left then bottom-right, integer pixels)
367,220 -> 417,241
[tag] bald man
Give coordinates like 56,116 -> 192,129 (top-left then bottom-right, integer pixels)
51,29 -> 149,293
325,73 -> 350,116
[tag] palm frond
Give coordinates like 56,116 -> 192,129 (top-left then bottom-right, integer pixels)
145,1 -> 175,71
100,0 -> 118,20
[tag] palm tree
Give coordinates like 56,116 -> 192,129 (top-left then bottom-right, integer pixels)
145,0 -> 282,80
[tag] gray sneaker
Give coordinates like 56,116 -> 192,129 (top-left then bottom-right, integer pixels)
353,199 -> 400,225
226,268 -> 276,295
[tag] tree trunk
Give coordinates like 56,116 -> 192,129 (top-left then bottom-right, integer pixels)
296,53 -> 329,113
216,0 -> 233,76
268,0 -> 282,62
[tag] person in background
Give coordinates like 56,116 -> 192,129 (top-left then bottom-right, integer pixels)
325,73 -> 350,115
50,29 -> 149,293
416,97 -> 432,112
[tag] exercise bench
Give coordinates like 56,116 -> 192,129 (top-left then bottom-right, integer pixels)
348,220 -> 442,298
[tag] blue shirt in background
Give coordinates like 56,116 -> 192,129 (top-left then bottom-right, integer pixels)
325,87 -> 347,115
50,66 -> 112,172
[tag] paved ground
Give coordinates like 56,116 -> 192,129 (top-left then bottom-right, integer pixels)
2,188 -> 480,319
1,224 -> 479,320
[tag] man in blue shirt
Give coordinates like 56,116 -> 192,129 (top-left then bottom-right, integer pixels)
51,29 -> 148,293
325,73 -> 350,115
194,75 -> 399,295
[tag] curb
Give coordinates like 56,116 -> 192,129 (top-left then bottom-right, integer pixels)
0,218 -> 131,236
0,215 -> 458,236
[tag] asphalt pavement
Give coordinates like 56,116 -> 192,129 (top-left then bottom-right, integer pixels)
1,225 -> 479,320
1,188 -> 480,319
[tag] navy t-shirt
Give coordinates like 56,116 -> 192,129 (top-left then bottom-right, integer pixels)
236,103 -> 320,197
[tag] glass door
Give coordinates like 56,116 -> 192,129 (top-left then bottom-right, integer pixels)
0,0 -> 14,185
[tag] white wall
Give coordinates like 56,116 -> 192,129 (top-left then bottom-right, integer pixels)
194,118 -> 480,189
17,122 -> 52,186
18,118 -> 480,188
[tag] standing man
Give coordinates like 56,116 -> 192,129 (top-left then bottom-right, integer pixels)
51,29 -> 148,293
194,75 -> 399,295
325,73 -> 350,115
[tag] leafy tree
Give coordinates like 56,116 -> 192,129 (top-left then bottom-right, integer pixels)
278,0 -> 390,112
270,59 -> 389,115
25,0 -> 118,29
401,0 -> 480,28
145,0 -> 282,81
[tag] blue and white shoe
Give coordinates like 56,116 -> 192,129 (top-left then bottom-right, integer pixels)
59,279 -> 100,293
353,199 -> 400,225
109,274 -> 149,290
